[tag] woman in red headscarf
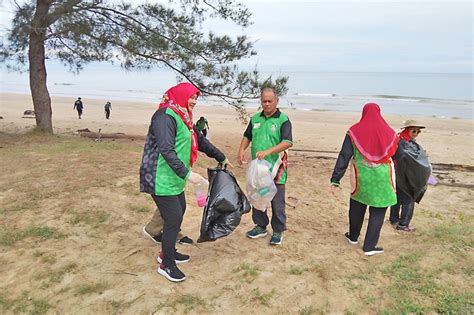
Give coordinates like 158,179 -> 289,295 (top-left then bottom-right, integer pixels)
330,103 -> 400,256
140,82 -> 232,282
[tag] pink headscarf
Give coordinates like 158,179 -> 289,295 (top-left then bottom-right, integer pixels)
348,103 -> 399,163
158,82 -> 200,166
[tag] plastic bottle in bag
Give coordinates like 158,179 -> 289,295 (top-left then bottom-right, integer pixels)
196,182 -> 207,207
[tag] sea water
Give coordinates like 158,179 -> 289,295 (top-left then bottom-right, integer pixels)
1,61 -> 472,119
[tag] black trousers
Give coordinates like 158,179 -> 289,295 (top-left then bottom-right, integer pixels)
105,109 -> 110,119
151,192 -> 186,267
252,184 -> 286,233
348,198 -> 387,251
390,202 -> 415,227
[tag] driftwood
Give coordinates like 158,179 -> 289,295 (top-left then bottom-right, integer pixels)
78,131 -> 145,141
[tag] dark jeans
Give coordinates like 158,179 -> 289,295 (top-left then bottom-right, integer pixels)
390,202 -> 415,227
348,198 -> 387,252
201,129 -> 207,137
252,184 -> 286,233
77,109 -> 82,118
151,192 -> 186,267
105,109 -> 110,119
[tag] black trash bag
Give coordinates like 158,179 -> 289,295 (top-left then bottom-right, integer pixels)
396,139 -> 431,203
198,164 -> 251,242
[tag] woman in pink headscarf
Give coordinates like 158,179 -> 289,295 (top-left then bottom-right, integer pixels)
140,82 -> 232,282
330,103 -> 400,256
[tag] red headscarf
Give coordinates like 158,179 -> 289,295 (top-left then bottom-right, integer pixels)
348,103 -> 399,163
158,82 -> 200,167
399,128 -> 412,141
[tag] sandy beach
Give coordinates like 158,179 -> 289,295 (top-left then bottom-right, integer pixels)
1,92 -> 473,313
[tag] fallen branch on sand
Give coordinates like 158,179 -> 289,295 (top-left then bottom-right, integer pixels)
77,130 -> 145,141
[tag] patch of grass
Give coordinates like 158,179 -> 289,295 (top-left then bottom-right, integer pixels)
299,305 -> 317,315
24,226 -> 62,240
429,221 -> 473,251
380,253 -> 473,314
155,294 -> 209,313
0,291 -> 50,315
232,262 -> 260,283
128,204 -> 151,213
0,228 -> 24,246
249,288 -> 276,307
33,251 -> 57,264
434,291 -> 473,314
0,226 -> 63,246
75,282 -> 108,296
30,299 -> 51,315
289,265 -> 306,275
69,210 -> 110,227
41,263 -> 77,288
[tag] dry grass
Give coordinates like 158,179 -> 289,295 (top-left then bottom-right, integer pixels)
0,132 -> 473,314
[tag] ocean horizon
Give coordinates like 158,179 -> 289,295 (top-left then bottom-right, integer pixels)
1,61 -> 473,119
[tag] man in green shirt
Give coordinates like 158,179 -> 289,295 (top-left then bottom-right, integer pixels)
237,87 -> 293,245
195,116 -> 209,137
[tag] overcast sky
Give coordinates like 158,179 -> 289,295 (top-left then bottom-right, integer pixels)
1,0 -> 472,73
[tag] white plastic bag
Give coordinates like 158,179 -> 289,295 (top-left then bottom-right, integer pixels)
246,159 -> 277,211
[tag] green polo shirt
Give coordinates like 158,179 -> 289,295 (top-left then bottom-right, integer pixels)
244,109 -> 292,184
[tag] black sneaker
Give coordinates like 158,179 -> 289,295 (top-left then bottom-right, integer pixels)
143,226 -> 162,244
344,232 -> 358,245
364,247 -> 384,256
178,236 -> 193,245
156,251 -> 190,264
157,264 -> 186,282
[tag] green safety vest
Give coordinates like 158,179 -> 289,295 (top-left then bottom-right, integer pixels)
350,147 -> 397,207
154,108 -> 191,195
250,111 -> 291,185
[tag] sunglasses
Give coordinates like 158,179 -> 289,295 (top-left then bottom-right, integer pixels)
411,129 -> 422,134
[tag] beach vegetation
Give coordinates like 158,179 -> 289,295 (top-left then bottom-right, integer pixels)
1,0 -> 288,132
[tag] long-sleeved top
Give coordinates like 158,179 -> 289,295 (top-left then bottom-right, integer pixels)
140,107 -> 225,196
330,133 -> 403,207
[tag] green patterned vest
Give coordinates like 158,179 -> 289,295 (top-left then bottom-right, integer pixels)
154,108 -> 191,195
350,147 -> 397,207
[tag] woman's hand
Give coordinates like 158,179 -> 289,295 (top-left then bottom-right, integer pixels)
330,184 -> 341,196
222,158 -> 234,168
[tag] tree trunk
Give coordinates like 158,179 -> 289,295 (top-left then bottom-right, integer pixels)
29,0 -> 53,133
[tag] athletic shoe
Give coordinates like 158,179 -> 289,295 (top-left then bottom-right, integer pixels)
344,232 -> 358,245
157,264 -> 186,282
156,251 -> 190,264
178,236 -> 194,245
396,225 -> 416,232
364,247 -> 384,256
269,232 -> 283,245
246,226 -> 268,239
143,226 -> 162,244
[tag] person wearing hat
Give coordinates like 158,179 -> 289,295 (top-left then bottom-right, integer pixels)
389,119 -> 426,232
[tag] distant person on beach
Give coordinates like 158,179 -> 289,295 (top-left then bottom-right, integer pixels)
237,87 -> 293,246
195,116 -> 209,137
104,101 -> 112,119
73,97 -> 83,119
330,103 -> 401,256
389,120 -> 427,232
140,82 -> 232,282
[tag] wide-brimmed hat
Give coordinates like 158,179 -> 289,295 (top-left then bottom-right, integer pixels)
401,119 -> 425,129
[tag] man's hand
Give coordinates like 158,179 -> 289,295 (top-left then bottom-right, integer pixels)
237,150 -> 247,165
256,149 -> 271,160
188,171 -> 208,185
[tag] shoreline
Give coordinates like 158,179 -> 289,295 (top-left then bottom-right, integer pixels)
1,92 -> 472,120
